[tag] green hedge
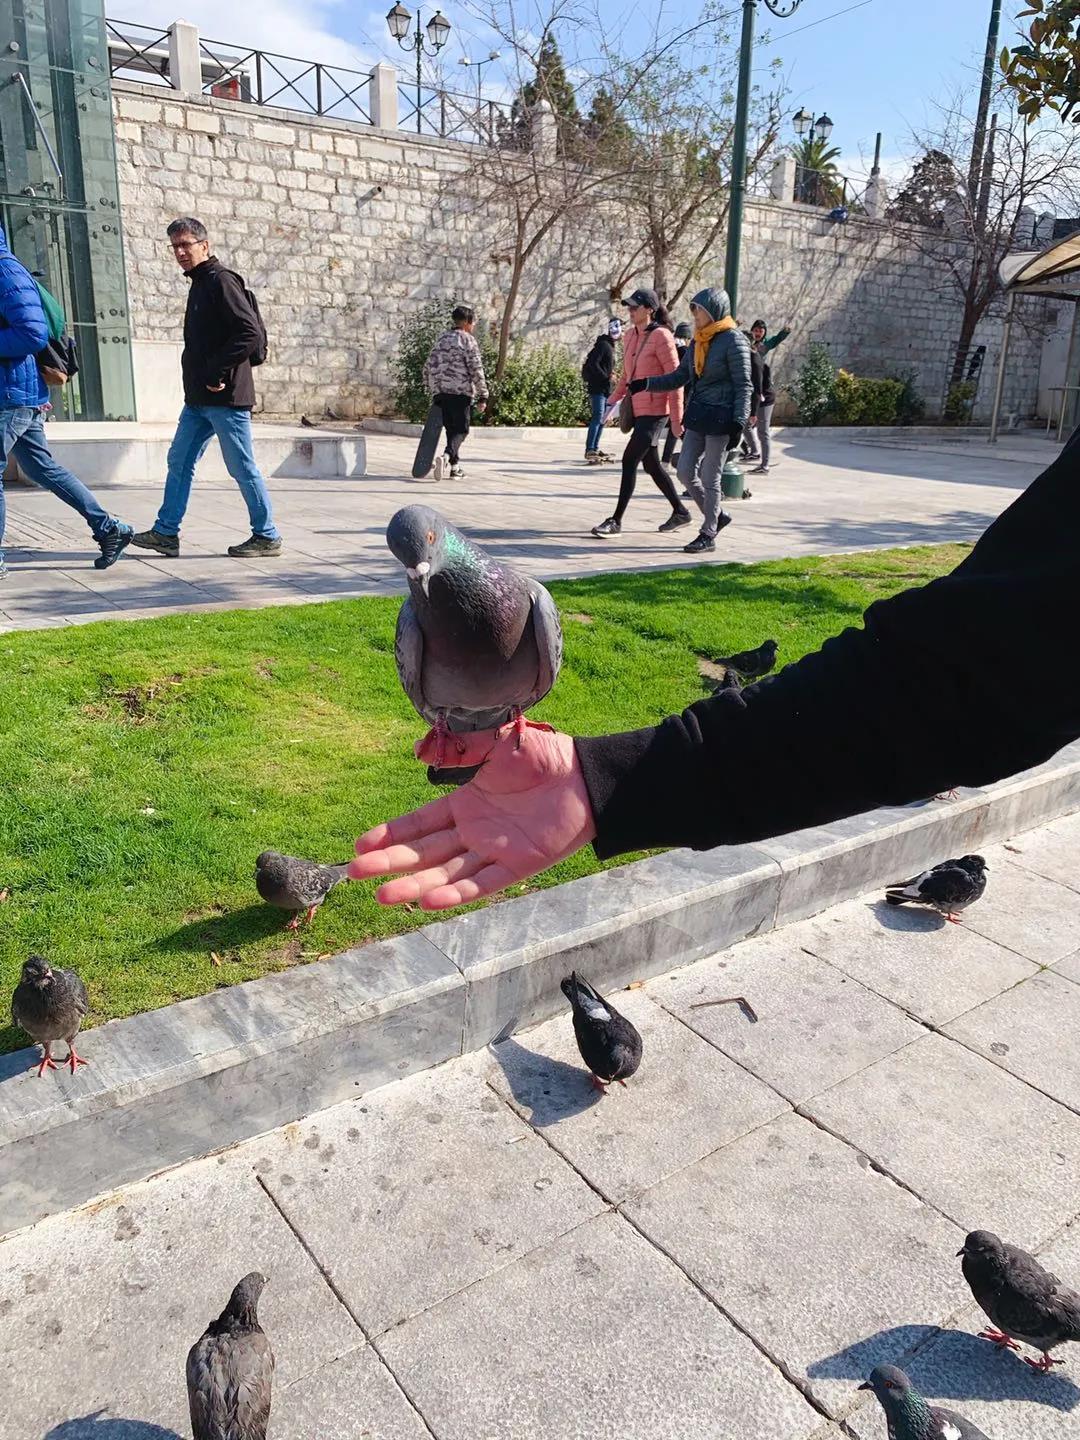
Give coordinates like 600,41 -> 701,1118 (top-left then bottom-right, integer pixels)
831,369 -> 905,426
790,344 -> 911,426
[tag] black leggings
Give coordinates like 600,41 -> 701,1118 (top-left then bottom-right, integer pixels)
613,417 -> 685,523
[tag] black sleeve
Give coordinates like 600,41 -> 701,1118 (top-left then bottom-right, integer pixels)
576,441 -> 1080,857
748,349 -> 764,408
598,345 -> 615,384
204,272 -> 261,383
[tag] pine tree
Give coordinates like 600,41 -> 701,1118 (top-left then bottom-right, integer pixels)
506,30 -> 582,151
886,149 -> 960,228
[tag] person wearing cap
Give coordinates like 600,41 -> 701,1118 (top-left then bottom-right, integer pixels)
662,320 -> 693,468
580,317 -> 622,464
590,288 -> 689,539
629,287 -> 751,554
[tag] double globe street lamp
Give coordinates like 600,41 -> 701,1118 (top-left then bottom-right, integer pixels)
386,3 -> 452,134
792,107 -> 835,205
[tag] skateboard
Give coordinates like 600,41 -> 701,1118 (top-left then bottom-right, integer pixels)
412,402 -> 444,479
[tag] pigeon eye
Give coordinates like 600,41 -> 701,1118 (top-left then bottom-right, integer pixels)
426,530 -> 435,544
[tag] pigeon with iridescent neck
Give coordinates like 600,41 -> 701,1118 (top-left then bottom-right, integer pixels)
387,505 -> 562,784
859,1365 -> 991,1439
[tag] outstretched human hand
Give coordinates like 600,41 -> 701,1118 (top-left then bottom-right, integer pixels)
349,724 -> 596,909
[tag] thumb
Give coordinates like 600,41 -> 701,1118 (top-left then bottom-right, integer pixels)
415,726 -> 506,766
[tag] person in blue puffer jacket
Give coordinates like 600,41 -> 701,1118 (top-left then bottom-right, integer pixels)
0,226 -> 132,577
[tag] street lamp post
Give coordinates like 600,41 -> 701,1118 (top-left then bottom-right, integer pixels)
386,3 -> 452,135
792,107 -> 834,203
459,49 -> 501,140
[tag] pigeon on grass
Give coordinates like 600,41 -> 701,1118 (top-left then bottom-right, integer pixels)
712,637 -> 778,682
387,505 -> 562,785
885,855 -> 987,922
859,1365 -> 991,1439
561,972 -> 643,1091
11,955 -> 89,1077
959,1229 -> 1080,1372
187,1272 -> 274,1440
255,851 -> 349,929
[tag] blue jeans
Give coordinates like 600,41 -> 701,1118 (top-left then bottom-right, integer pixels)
155,404 -> 279,539
0,406 -> 123,563
585,393 -> 607,454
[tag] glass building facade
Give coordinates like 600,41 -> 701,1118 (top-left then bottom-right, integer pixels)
0,0 -> 135,419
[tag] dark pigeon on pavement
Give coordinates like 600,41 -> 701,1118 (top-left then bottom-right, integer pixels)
187,1272 -> 274,1440
561,971 -> 643,1091
387,505 -> 563,784
11,955 -> 89,1077
712,637 -> 778,682
255,850 -> 349,930
959,1228 -> 1080,1372
859,1364 -> 991,1439
885,854 -> 988,922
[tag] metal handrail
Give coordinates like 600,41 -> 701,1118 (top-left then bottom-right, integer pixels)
199,37 -> 371,121
106,21 -> 173,82
9,72 -> 64,199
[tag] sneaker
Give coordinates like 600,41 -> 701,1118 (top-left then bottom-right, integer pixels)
130,528 -> 180,558
591,517 -> 621,538
584,449 -> 600,462
750,465 -> 769,475
227,534 -> 283,558
449,465 -> 465,479
94,523 -> 133,571
680,488 -> 693,499
683,533 -> 716,554
716,510 -> 733,534
597,450 -> 616,462
658,510 -> 692,533
433,455 -> 448,482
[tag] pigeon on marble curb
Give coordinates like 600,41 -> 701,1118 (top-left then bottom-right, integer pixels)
255,850 -> 349,929
561,971 -> 643,1091
187,1272 -> 274,1440
387,505 -> 563,785
712,637 -> 778,682
884,854 -> 988,922
11,955 -> 89,1077
859,1364 -> 992,1439
959,1229 -> 1080,1372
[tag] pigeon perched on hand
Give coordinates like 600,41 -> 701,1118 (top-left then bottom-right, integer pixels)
712,637 -> 778,682
859,1364 -> 990,1439
11,955 -> 89,1077
561,971 -> 643,1091
885,855 -> 987,922
187,1272 -> 274,1440
255,850 -> 349,929
959,1229 -> 1080,1372
387,505 -> 562,785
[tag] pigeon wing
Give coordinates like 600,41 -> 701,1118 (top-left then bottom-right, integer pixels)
526,580 -> 563,709
187,1330 -> 274,1440
928,1407 -> 991,1440
61,968 -> 89,1016
394,597 -> 434,726
996,1245 -> 1080,1343
919,865 -> 977,907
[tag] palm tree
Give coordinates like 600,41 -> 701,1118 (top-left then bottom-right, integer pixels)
791,136 -> 844,207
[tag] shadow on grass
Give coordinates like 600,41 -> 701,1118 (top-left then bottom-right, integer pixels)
43,1415 -> 183,1440
152,904 -> 293,957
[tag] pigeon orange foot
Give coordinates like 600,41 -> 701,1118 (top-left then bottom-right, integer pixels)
34,1051 -> 59,1077
1024,1353 -> 1063,1373
510,706 -> 556,749
978,1328 -> 1019,1351
65,1046 -> 88,1074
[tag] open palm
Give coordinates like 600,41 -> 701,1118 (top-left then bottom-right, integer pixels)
349,724 -> 596,909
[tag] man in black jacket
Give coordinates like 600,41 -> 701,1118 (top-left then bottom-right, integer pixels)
581,318 -> 620,463
131,218 -> 282,559
348,436 -> 1080,908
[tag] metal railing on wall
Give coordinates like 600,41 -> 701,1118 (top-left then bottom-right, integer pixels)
793,162 -> 862,211
106,21 -> 174,84
395,83 -> 518,147
197,38 -> 371,123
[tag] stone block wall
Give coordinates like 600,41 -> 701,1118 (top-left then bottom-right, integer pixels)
111,81 -> 1049,423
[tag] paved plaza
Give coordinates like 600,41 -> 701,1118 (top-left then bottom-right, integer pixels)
0,426 -> 1055,631
3,811 -> 1080,1439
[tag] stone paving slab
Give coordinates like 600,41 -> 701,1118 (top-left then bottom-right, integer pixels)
1054,950 -> 1080,984
485,990 -> 789,1202
1000,811 -> 1080,893
944,970 -> 1080,1115
256,1066 -> 605,1337
275,1345 -> 431,1440
377,1210 -> 827,1440
648,934 -> 924,1103
959,853 -> 1080,965
805,1033 -> 1080,1250
625,1111 -> 967,1419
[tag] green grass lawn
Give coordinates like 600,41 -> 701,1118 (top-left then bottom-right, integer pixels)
0,544 -> 969,1052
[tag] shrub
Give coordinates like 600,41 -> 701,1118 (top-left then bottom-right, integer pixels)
790,341 -> 836,425
944,380 -> 977,425
830,370 -> 904,426
892,367 -> 926,425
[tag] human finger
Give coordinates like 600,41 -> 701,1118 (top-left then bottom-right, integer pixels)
417,861 -> 519,910
353,795 -> 455,854
374,852 -> 484,903
348,826 -> 464,879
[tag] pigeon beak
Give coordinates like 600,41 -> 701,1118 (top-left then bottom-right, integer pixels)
857,1381 -> 872,1391
405,561 -> 431,596
956,1247 -> 967,1257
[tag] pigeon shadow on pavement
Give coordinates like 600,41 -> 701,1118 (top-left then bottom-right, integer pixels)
488,1036 -> 605,1127
43,1414 -> 183,1440
153,904 -> 295,956
869,898 -> 947,933
0,1024 -> 32,1078
806,1323 -> 940,1389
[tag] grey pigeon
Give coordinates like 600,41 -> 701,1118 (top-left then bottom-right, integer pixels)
561,972 -> 643,1090
885,854 -> 988,922
187,1272 -> 274,1440
859,1364 -> 991,1439
387,505 -> 562,784
11,955 -> 89,1077
255,850 -> 348,929
959,1228 -> 1080,1372
713,637 -> 778,682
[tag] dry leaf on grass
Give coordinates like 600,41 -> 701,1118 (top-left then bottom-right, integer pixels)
210,951 -> 223,968
0,888 -> 9,903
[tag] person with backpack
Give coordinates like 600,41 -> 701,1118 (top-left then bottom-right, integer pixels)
581,317 -> 621,464
0,226 -> 133,578
131,218 -> 282,559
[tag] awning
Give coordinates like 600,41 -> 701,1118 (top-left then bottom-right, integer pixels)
1001,232 -> 1080,296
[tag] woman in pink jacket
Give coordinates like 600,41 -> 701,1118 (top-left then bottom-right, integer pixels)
591,288 -> 689,539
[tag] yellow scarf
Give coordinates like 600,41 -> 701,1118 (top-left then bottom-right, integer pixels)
694,316 -> 736,376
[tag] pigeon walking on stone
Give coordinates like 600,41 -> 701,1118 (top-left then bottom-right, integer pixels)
712,637 -> 778,682
255,850 -> 349,929
561,971 -> 643,1091
187,1272 -> 274,1440
387,505 -> 562,784
959,1228 -> 1080,1372
885,855 -> 988,922
859,1364 -> 991,1439
11,955 -> 89,1077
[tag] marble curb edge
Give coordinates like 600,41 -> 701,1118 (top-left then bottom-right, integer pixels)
2,741 -> 1078,1237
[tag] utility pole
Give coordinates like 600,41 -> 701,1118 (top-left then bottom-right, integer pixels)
967,0 -> 1002,201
